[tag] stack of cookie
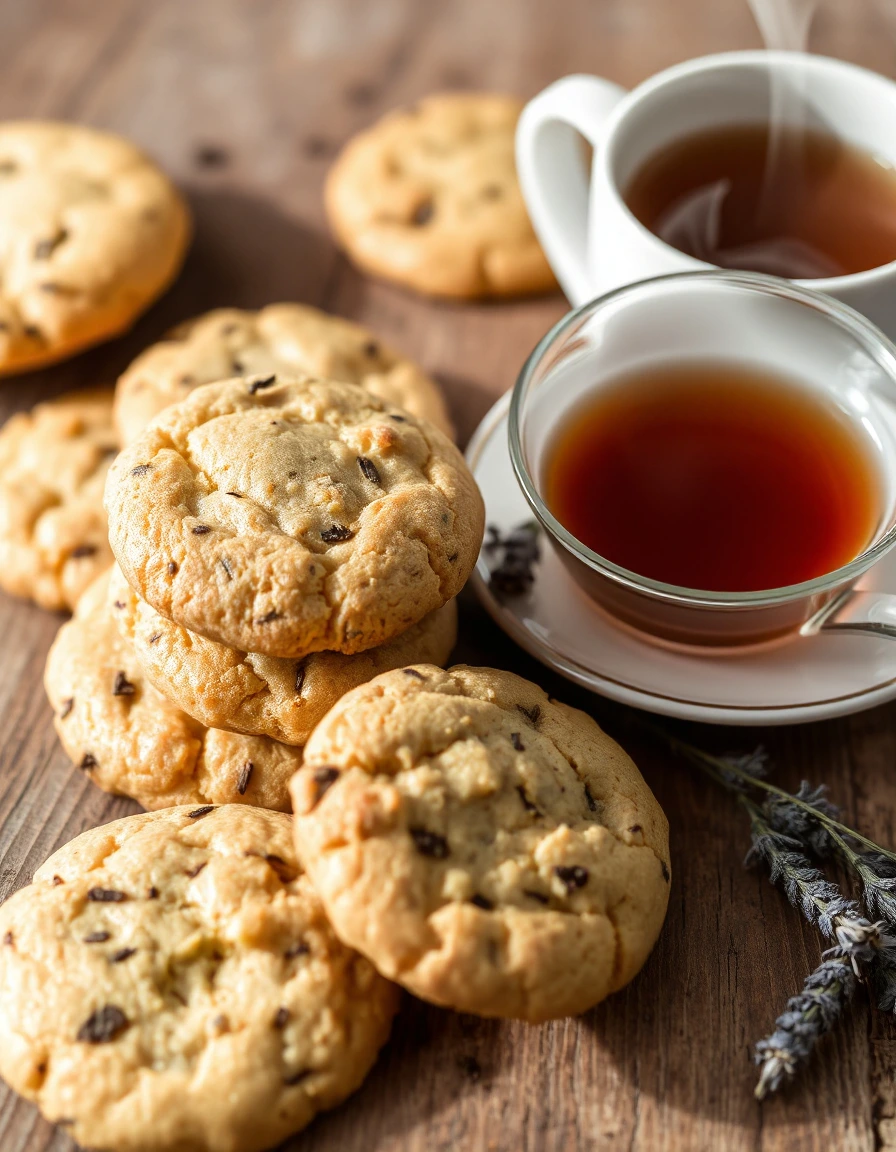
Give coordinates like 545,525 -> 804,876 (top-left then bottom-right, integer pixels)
0,107 -> 675,1152
5,370 -> 672,1145
37,303 -> 468,813
48,371 -> 481,815
3,371 -> 486,1148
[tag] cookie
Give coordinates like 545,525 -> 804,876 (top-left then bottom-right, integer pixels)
0,388 -> 116,610
106,375 -> 483,659
0,805 -> 398,1152
114,304 -> 453,446
0,121 -> 190,374
291,665 -> 670,1022
45,570 -> 301,811
110,565 -> 457,745
325,92 -> 557,299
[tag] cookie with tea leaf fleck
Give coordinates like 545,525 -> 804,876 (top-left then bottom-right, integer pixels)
0,121 -> 190,374
45,570 -> 301,811
291,664 -> 671,1022
114,303 -> 453,445
0,805 -> 399,1152
0,388 -> 116,611
105,375 -> 483,659
325,92 -> 557,299
109,564 -> 457,745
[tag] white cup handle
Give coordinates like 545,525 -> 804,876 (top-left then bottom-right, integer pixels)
516,74 -> 627,304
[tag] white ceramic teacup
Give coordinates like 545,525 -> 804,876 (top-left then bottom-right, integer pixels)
516,51 -> 896,338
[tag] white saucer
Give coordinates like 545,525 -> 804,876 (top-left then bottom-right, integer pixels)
467,392 -> 896,726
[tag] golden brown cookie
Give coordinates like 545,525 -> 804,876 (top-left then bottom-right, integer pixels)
114,304 -> 453,445
291,664 -> 670,1022
110,564 -> 457,745
45,571 -> 301,811
0,121 -> 190,374
0,388 -> 116,610
0,805 -> 398,1152
325,93 -> 557,299
105,375 -> 483,659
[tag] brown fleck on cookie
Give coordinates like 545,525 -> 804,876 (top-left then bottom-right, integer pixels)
0,121 -> 190,374
0,388 -> 116,610
110,564 -> 457,745
114,304 -> 453,445
291,665 -> 670,1022
45,571 -> 301,811
0,805 -> 398,1152
105,375 -> 483,659
325,93 -> 557,299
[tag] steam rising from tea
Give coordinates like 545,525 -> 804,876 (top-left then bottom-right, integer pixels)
624,0 -> 896,278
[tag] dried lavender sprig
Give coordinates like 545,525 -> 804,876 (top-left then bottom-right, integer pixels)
754,956 -> 855,1100
760,781 -> 896,969
649,722 -> 896,868
638,719 -> 896,1091
742,796 -> 890,1095
650,724 -> 896,1001
741,796 -> 880,951
806,821 -> 896,933
756,915 -> 896,1097
849,851 -> 896,930
755,774 -> 893,972
764,782 -> 840,858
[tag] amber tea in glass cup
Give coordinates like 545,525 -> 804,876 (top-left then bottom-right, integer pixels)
508,272 -> 896,648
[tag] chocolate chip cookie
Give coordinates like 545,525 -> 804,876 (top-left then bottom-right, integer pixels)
110,564 -> 457,745
291,665 -> 670,1022
0,388 -> 116,610
0,805 -> 398,1152
105,375 -> 483,659
45,571 -> 301,810
0,121 -> 190,374
114,304 -> 453,445
325,93 -> 557,299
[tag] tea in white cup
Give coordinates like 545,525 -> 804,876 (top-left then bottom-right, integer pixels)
516,52 -> 896,339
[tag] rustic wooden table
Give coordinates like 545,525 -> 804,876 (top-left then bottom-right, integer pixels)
1,1 -> 895,1149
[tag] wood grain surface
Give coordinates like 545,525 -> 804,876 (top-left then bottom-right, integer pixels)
0,1 -> 895,1149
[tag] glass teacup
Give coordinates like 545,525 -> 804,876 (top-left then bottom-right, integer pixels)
509,271 -> 896,648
